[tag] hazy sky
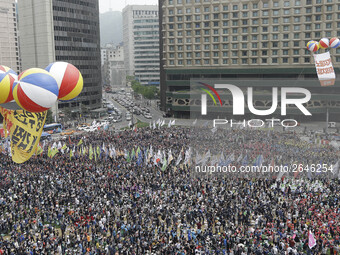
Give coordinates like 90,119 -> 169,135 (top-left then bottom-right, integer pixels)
99,0 -> 159,13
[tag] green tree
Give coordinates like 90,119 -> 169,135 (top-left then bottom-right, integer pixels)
131,77 -> 160,100
46,109 -> 53,124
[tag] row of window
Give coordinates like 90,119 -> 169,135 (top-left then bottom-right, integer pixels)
53,16 -> 97,26
166,48 -> 334,58
134,19 -> 159,24
168,23 -> 334,34
55,0 -> 97,9
134,25 -> 159,29
168,0 -> 332,8
133,10 -> 158,16
165,39 -> 339,51
54,26 -> 97,35
167,14 -> 339,23
167,57 -> 312,66
169,5 -> 336,15
55,55 -> 99,61
53,5 -> 92,16
55,46 -> 99,52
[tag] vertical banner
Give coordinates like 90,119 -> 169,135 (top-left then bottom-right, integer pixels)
0,106 -> 47,163
314,52 -> 336,86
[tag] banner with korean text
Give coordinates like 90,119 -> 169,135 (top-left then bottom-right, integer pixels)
314,52 -> 336,87
0,106 -> 47,163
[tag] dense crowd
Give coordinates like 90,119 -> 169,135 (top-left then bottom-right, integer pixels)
0,127 -> 339,254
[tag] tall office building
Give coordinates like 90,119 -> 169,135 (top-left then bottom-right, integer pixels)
123,5 -> 160,86
159,0 -> 340,119
0,0 -> 20,73
18,0 -> 102,115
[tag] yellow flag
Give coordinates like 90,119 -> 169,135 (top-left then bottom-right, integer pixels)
77,139 -> 83,146
51,148 -> 59,158
0,107 -> 47,163
48,146 -> 52,158
89,145 -> 93,160
70,149 -> 73,159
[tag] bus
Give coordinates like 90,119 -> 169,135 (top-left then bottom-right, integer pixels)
43,123 -> 63,134
40,132 -> 52,141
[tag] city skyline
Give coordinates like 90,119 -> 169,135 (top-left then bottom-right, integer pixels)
99,0 -> 158,13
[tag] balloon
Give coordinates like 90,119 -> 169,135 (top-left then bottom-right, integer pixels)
307,41 -> 319,52
45,62 -> 83,101
330,37 -> 340,48
0,65 -> 17,104
13,68 -> 59,112
319,38 -> 329,49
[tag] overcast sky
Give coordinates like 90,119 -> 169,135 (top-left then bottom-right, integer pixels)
99,0 -> 159,13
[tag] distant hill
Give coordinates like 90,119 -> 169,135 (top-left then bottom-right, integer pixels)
100,11 -> 122,46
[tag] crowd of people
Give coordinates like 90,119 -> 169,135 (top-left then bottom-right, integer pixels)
0,127 -> 339,254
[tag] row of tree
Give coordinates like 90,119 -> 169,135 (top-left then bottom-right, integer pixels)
127,76 -> 160,100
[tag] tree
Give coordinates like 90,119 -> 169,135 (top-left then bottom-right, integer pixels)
131,78 -> 160,100
46,109 -> 53,124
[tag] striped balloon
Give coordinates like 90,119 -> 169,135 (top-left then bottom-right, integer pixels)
330,37 -> 340,48
45,62 -> 83,101
307,41 -> 319,52
319,38 -> 329,49
0,65 -> 17,104
13,68 -> 59,112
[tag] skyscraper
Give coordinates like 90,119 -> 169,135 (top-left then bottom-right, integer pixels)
159,0 -> 340,119
0,0 -> 20,73
18,0 -> 102,114
123,5 -> 160,86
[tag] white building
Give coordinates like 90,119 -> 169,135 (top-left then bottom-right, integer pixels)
123,5 -> 160,86
0,0 -> 20,73
101,44 -> 125,88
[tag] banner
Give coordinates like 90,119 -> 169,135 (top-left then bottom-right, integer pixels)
314,52 -> 336,86
0,107 -> 47,163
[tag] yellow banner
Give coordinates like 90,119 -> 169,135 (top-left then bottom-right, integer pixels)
0,107 -> 47,164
